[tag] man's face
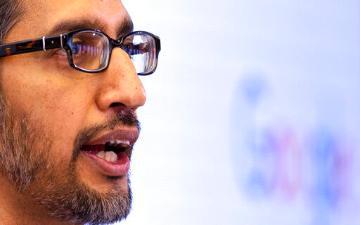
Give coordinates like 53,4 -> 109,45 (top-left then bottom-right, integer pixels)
0,0 -> 146,224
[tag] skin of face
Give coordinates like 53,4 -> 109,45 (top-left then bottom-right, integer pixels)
0,0 -> 146,224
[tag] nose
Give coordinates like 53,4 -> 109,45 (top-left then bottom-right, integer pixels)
95,48 -> 146,113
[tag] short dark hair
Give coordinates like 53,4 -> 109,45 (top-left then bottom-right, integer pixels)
0,0 -> 22,44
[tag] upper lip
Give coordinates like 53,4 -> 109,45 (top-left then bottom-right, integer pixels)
84,128 -> 140,147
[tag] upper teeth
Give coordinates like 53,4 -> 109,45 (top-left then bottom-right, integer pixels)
97,151 -> 118,162
108,140 -> 130,145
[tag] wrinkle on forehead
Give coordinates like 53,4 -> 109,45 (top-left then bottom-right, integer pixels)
7,0 -> 129,41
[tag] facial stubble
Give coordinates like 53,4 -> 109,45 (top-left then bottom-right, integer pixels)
0,96 -> 136,225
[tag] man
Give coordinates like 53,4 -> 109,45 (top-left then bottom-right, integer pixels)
0,0 -> 160,224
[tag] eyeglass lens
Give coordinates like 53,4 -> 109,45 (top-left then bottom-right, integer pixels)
70,31 -> 110,71
68,31 -> 157,74
122,33 -> 157,74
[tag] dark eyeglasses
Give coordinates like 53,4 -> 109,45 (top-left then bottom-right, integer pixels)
0,29 -> 161,75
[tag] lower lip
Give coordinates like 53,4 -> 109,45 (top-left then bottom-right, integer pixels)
83,152 -> 130,177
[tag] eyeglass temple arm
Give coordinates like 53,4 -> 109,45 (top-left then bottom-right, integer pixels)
0,35 -> 66,57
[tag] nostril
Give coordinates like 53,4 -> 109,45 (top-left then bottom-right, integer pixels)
109,102 -> 127,114
109,102 -> 124,108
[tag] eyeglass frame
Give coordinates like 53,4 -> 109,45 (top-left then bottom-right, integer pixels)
0,29 -> 161,75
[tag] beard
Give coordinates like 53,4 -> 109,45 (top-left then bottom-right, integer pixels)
0,95 -> 139,225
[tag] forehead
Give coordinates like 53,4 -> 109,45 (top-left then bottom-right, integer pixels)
6,0 -> 130,41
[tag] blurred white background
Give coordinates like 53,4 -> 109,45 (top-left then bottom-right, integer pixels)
120,0 -> 360,225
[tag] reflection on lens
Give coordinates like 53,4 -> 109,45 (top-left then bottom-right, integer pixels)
70,31 -> 109,71
123,32 -> 157,75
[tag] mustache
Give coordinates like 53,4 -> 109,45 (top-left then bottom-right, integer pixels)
71,107 -> 140,162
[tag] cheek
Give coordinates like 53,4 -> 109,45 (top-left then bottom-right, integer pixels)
35,91 -> 94,160
38,94 -> 92,161
41,95 -> 88,156
0,65 -> 95,159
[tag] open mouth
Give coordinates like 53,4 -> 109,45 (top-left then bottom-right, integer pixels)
77,129 -> 139,177
80,140 -> 132,163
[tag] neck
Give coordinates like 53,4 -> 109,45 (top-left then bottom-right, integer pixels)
0,176 -> 81,225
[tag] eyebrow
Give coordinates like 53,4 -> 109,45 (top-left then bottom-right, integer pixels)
47,16 -> 134,38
